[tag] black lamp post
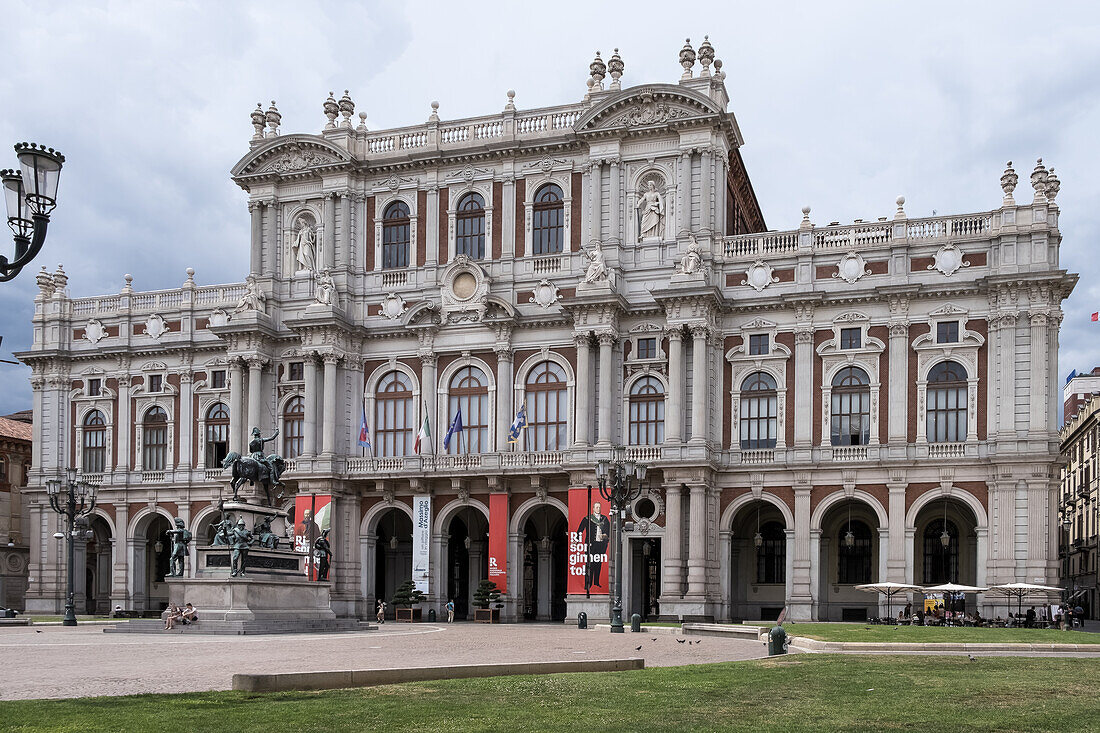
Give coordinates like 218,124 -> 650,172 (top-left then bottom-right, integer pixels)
595,447 -> 647,633
44,468 -> 97,626
1,143 -> 64,283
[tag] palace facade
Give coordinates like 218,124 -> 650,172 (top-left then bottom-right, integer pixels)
19,39 -> 1075,621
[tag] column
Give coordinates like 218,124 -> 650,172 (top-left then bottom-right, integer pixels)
116,376 -> 132,473
999,315 -> 1017,438
686,484 -> 706,597
788,484 -> 814,620
700,149 -> 713,233
303,355 -> 318,456
678,151 -> 691,235
330,492 -> 362,616
249,202 -> 263,275
574,334 -> 591,446
337,192 -> 349,269
1029,312 -> 1048,433
666,329 -> 683,443
537,543 -> 552,619
246,358 -> 264,435
662,483 -> 682,601
793,330 -> 813,448
425,186 -> 439,266
495,347 -> 513,451
502,177 -> 516,258
596,332 -> 615,445
420,352 -> 438,448
178,372 -> 194,469
886,481 -> 906,582
324,193 -> 336,271
110,503 -> 129,609
228,360 -> 243,452
322,354 -> 339,456
690,326 -> 708,443
263,202 -> 277,277
608,159 -> 620,243
887,324 -> 908,446
589,161 -> 601,243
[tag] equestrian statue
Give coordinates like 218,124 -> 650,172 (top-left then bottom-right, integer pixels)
221,427 -> 286,506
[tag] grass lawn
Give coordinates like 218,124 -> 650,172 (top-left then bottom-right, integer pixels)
752,622 -> 1100,644
3,656 -> 1100,732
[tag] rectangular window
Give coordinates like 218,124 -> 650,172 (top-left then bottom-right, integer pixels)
288,362 -> 304,382
840,327 -> 861,350
636,337 -> 657,360
87,378 -> 101,397
211,370 -> 226,389
148,374 -> 162,393
937,321 -> 960,344
748,334 -> 769,356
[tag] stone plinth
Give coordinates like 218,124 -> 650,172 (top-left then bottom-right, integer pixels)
196,546 -> 305,579
166,575 -> 336,623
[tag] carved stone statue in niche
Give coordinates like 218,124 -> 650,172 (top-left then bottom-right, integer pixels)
677,233 -> 702,274
292,216 -> 317,273
235,275 -> 267,313
582,242 -> 609,283
315,269 -> 335,306
636,181 -> 664,240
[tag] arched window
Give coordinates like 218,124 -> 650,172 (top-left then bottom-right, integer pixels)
382,200 -> 411,269
837,519 -> 873,584
756,521 -> 786,584
927,361 -> 968,443
204,402 -> 230,467
923,518 -> 959,584
82,410 -> 107,474
532,184 -> 564,255
448,366 -> 488,453
282,396 -> 305,458
628,376 -> 665,446
739,372 -> 778,450
376,371 -> 413,457
525,361 -> 567,451
830,366 -> 870,446
455,192 -> 485,259
142,407 -> 168,471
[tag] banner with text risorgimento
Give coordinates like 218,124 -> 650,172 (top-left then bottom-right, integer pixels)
567,487 -> 609,595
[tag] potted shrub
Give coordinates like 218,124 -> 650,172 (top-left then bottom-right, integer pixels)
472,579 -> 503,623
392,580 -> 426,622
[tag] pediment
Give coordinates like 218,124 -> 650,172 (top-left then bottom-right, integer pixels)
231,135 -> 354,179
574,85 -> 723,133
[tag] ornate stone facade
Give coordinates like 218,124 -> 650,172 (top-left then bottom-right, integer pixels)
18,41 -> 1075,622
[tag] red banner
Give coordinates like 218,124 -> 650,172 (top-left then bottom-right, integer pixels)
294,494 -> 332,581
567,487 -> 610,595
488,493 -> 509,593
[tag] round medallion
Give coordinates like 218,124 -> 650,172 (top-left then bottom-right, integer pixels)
452,271 -> 477,300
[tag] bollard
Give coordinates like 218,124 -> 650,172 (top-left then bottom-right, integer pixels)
768,625 -> 788,656
578,612 -> 588,629
428,608 -> 436,622
631,613 -> 641,632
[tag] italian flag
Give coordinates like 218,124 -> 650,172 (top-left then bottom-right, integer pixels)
414,415 -> 431,454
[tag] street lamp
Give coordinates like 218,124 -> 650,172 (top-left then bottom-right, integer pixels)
44,468 -> 97,626
595,447 -> 647,633
1,143 -> 64,282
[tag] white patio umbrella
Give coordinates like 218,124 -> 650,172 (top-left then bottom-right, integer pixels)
853,582 -> 924,620
986,582 -> 1064,618
923,583 -> 989,620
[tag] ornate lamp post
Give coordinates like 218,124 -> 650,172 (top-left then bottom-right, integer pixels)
44,468 -> 97,626
1,143 -> 65,282
595,447 -> 647,633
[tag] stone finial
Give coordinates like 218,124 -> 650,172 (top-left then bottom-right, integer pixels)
339,90 -> 355,127
250,103 -> 265,140
323,92 -> 339,129
357,111 -> 369,131
122,273 -> 133,294
895,195 -> 906,220
1031,158 -> 1049,202
265,101 -> 281,137
1000,161 -> 1018,204
52,264 -> 68,294
679,38 -> 696,79
608,49 -> 624,91
714,58 -> 726,82
584,77 -> 595,102
184,267 -> 196,287
589,52 -> 606,89
800,205 -> 812,229
1047,167 -> 1060,203
505,89 -> 516,111
35,266 -> 54,298
698,36 -> 715,76
428,101 -> 440,122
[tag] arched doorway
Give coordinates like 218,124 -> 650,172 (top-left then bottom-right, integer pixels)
131,513 -> 172,612
727,500 -> 788,622
374,508 -> 413,619
913,496 -> 980,614
83,516 -> 112,614
445,507 -> 488,620
817,499 -> 881,621
520,505 -> 567,621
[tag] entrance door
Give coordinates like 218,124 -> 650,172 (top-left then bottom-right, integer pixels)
631,538 -> 661,621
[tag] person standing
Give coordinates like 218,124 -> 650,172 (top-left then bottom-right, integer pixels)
376,599 -> 386,624
446,599 -> 455,623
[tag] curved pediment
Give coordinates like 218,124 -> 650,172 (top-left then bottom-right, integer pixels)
574,84 -> 724,134
231,135 -> 354,179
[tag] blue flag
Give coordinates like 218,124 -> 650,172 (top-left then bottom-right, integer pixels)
444,407 -> 463,450
358,406 -> 372,452
507,404 -> 528,444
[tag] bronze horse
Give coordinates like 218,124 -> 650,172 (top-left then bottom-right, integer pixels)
221,452 -> 285,506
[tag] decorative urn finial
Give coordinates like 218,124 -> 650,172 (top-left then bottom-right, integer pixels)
698,36 -> 715,75
608,49 -> 624,91
679,38 -> 696,79
35,266 -> 54,298
1000,161 -> 1018,203
1031,158 -> 1049,202
590,52 -> 607,88
1046,167 -> 1060,203
357,111 -> 368,131
339,90 -> 355,127
250,103 -> 265,140
265,101 -> 281,137
428,100 -> 440,122
505,89 -> 516,111
323,92 -> 339,129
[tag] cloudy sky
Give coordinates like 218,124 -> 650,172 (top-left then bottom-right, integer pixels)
0,1 -> 1097,415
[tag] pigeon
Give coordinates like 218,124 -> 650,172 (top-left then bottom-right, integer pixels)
35,629 -> 42,633
676,638 -> 686,644
651,638 -> 657,641
968,655 -> 976,662
694,640 -> 702,646
635,645 -> 643,650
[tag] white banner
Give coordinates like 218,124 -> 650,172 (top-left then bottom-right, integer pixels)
412,494 -> 432,594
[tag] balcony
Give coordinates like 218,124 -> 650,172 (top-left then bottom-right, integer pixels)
140,471 -> 166,483
831,446 -> 868,462
740,449 -> 775,465
928,442 -> 966,459
625,446 -> 661,462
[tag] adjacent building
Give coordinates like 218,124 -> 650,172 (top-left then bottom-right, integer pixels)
1063,367 -> 1100,425
0,412 -> 31,610
1059,395 -> 1097,617
18,39 -> 1075,621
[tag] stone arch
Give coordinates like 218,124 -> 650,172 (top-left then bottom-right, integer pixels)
810,490 -> 888,532
365,361 -> 422,397
361,500 -> 414,536
905,486 -> 987,530
509,496 -> 569,536
128,505 -> 176,541
720,491 -> 795,531
433,497 -> 490,536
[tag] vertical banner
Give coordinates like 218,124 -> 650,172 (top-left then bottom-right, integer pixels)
294,494 -> 332,580
412,494 -> 432,594
567,487 -> 610,595
488,493 -> 509,592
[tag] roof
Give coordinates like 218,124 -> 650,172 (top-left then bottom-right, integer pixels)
0,416 -> 32,442
2,410 -> 32,424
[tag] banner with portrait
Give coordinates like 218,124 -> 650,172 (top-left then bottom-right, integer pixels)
488,493 -> 508,592
412,494 -> 432,594
294,494 -> 331,581
567,487 -> 610,596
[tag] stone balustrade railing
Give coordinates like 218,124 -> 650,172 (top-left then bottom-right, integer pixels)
70,282 -> 246,317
